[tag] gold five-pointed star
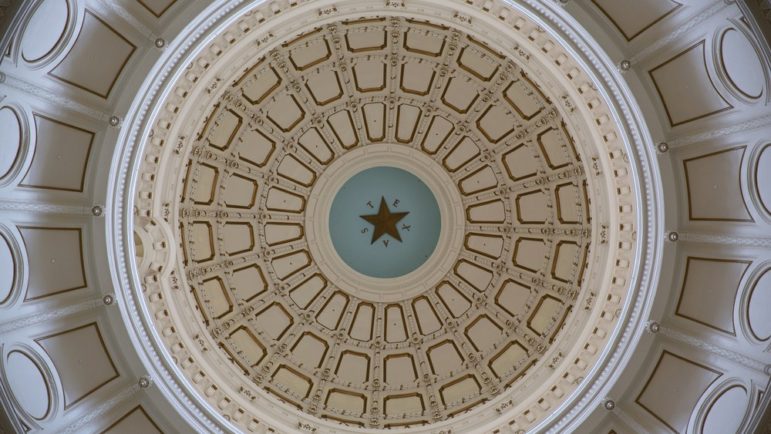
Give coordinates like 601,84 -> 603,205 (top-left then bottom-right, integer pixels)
359,196 -> 410,244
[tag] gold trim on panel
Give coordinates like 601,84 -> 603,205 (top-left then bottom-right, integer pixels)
526,294 -> 563,336
35,322 -> 120,410
98,405 -> 163,433
635,350 -> 722,434
137,0 -> 178,18
19,114 -> 95,193
19,226 -> 88,301
674,256 -> 751,335
648,40 -> 733,128
48,11 -> 137,99
591,0 -> 682,41
683,146 -> 754,222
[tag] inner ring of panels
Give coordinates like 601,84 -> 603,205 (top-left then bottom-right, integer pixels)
178,17 -> 591,428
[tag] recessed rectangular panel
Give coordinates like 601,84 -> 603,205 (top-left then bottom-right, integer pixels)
228,326 -> 267,368
230,264 -> 267,302
316,292 -> 350,330
49,12 -> 135,98
223,174 -> 258,209
384,354 -> 417,388
464,233 -> 504,259
385,305 -> 408,343
288,38 -> 331,70
266,187 -> 305,213
345,29 -> 387,52
489,341 -> 528,379
349,303 -> 375,341
254,303 -> 293,341
421,116 -> 454,154
336,351 -> 370,384
362,103 -> 386,142
441,77 -> 479,113
241,65 -> 281,104
527,295 -> 563,335
266,93 -> 305,132
439,375 -> 480,406
396,104 -> 421,143
237,128 -> 275,167
327,110 -> 359,149
208,109 -> 242,151
412,297 -> 442,335
277,155 -> 316,187
264,222 -> 304,246
298,128 -> 334,164
466,199 -> 505,223
443,136 -> 480,172
551,241 -> 581,283
289,274 -> 327,309
384,394 -> 424,417
291,333 -> 328,369
513,237 -> 549,273
271,250 -> 311,280
352,60 -> 386,92
436,282 -> 471,317
454,260 -> 493,292
221,222 -> 254,256
22,115 -> 94,192
400,62 -> 435,95
403,29 -> 445,56
459,166 -> 498,195
271,366 -> 312,399
20,227 -> 87,300
502,143 -> 539,181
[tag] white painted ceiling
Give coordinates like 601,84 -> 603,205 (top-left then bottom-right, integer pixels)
0,1 -> 770,433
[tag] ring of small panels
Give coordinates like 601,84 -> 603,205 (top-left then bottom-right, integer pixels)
129,1 -> 639,432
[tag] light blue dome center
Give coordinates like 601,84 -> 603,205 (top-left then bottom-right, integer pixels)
329,166 -> 441,278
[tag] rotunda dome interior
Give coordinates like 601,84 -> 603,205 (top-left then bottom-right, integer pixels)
0,1 -> 770,433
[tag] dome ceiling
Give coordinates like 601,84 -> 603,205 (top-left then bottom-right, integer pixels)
131,2 -> 639,431
1,0 -> 770,433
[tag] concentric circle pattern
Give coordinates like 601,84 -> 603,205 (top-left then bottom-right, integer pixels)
177,16 -> 591,426
328,165 -> 441,279
132,2 -> 638,431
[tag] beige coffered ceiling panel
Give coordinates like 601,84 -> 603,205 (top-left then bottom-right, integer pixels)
682,146 -> 752,222
675,257 -> 751,334
592,0 -> 682,41
636,351 -> 721,433
101,406 -> 162,434
130,7 -> 632,431
20,114 -> 93,192
36,323 -> 119,409
19,226 -> 86,300
649,41 -> 732,127
49,11 -> 136,98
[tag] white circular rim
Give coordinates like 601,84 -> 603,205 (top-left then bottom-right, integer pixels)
306,144 -> 466,303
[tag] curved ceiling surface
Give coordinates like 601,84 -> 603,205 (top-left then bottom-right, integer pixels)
130,3 -> 640,432
1,0 -> 770,434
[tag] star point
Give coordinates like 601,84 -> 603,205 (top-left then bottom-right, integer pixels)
360,196 -> 409,244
